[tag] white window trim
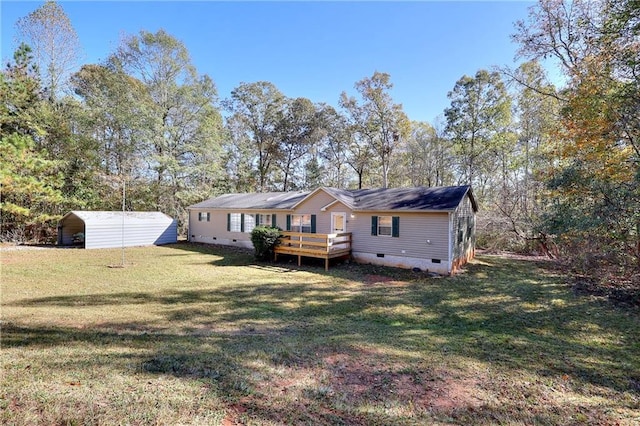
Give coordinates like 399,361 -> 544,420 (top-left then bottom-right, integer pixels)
291,214 -> 312,233
258,214 -> 273,227
244,214 -> 255,233
229,213 -> 242,232
378,215 -> 392,237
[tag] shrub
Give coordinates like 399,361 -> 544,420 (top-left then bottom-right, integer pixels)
250,226 -> 281,261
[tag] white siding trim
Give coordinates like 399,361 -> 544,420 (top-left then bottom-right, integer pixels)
320,199 -> 340,211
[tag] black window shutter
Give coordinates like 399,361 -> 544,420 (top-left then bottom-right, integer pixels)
371,216 -> 378,236
240,213 -> 245,232
272,214 -> 277,228
255,214 -> 260,226
207,212 -> 210,222
311,215 -> 317,233
227,213 -> 231,231
286,214 -> 291,231
392,216 -> 400,237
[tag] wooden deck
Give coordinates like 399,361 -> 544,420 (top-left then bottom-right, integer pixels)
274,231 -> 352,271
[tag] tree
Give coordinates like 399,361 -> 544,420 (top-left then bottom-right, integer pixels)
512,61 -> 560,220
0,46 -> 64,242
16,1 -> 82,100
401,120 -> 454,188
112,29 -> 225,226
514,0 -> 640,274
222,115 -> 258,192
224,81 -> 285,192
340,72 -> 410,188
444,70 -> 513,200
276,97 -> 319,191
0,43 -> 45,138
316,104 -> 351,188
70,63 -> 152,210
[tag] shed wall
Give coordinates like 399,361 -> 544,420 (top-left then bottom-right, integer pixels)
84,221 -> 177,249
58,212 -> 177,249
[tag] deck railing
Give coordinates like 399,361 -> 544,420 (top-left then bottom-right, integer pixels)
274,231 -> 352,270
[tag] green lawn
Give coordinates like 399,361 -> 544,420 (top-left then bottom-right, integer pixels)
1,243 -> 638,425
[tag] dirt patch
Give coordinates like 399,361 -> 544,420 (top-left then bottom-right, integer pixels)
322,351 -> 482,413
0,244 -> 54,251
363,274 -> 408,286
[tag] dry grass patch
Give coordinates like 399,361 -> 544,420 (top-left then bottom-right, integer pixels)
1,244 -> 639,425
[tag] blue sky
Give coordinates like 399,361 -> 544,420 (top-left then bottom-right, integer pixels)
1,1 -> 538,123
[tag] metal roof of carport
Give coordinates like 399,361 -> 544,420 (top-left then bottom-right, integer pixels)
62,211 -> 174,224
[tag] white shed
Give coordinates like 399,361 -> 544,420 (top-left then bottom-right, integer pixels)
57,211 -> 178,249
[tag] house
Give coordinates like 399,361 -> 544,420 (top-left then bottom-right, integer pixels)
57,211 -> 178,249
187,186 -> 477,275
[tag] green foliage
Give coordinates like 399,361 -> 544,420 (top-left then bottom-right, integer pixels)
0,133 -> 64,242
339,71 -> 410,188
0,43 -> 45,138
445,69 -> 513,200
223,81 -> 286,192
250,225 -> 282,261
513,0 -> 640,280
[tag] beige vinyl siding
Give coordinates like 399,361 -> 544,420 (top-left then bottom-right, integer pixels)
291,190 -> 351,234
189,209 -> 285,244
351,212 -> 450,261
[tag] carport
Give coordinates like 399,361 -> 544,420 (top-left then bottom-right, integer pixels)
57,211 -> 177,249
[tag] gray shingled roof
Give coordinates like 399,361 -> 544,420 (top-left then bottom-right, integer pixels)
189,191 -> 308,210
351,186 -> 475,211
188,185 -> 476,212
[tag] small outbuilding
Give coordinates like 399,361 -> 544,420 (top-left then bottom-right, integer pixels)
57,211 -> 178,249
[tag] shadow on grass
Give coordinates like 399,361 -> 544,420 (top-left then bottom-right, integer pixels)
3,248 -> 639,424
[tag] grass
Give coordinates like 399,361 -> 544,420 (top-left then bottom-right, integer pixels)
1,243 -> 639,425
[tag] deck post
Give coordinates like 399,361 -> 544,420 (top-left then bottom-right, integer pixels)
325,258 -> 329,271
298,255 -> 301,266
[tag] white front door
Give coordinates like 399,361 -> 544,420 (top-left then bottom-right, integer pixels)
331,212 -> 346,233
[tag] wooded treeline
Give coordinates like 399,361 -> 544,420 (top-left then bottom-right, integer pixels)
1,0 -> 638,284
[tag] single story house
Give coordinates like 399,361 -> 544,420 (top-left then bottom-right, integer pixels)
57,211 -> 177,249
187,185 -> 477,275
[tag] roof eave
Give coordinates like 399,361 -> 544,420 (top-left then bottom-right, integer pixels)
353,208 -> 455,214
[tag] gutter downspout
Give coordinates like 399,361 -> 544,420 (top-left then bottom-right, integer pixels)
187,209 -> 191,242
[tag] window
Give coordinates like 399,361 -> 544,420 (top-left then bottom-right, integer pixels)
291,214 -> 312,233
244,214 -> 255,233
378,216 -> 392,236
229,213 -> 242,232
258,214 -> 273,227
371,216 -> 399,237
198,212 -> 210,222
